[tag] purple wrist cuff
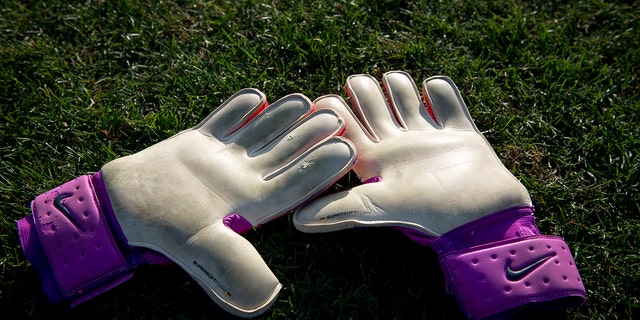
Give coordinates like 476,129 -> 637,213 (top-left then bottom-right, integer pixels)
432,206 -> 541,253
16,173 -> 140,306
438,235 -> 585,319
431,206 -> 586,319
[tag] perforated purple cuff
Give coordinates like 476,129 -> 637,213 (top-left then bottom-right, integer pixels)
438,235 -> 585,319
17,173 -> 139,306
431,207 -> 586,319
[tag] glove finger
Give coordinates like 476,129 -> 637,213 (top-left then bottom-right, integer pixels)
257,137 -> 356,224
230,93 -> 313,154
293,182 -> 390,233
254,109 -> 344,171
346,74 -> 403,140
314,94 -> 376,149
422,76 -> 477,131
196,88 -> 267,140
382,71 -> 439,130
176,222 -> 281,317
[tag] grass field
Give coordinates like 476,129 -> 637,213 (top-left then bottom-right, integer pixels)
1,0 -> 638,319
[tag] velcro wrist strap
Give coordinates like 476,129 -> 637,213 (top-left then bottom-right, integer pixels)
17,174 -> 134,306
438,235 -> 586,319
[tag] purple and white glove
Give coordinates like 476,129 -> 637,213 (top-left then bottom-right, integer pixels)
17,88 -> 356,317
293,71 -> 586,319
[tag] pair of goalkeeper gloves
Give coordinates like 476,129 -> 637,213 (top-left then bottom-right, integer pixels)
17,71 -> 586,319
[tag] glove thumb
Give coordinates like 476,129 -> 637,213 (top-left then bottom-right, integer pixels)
177,221 -> 281,317
293,181 -> 388,233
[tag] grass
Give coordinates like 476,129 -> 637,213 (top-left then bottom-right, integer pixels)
1,0 -> 638,319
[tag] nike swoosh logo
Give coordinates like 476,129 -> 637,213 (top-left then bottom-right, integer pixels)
505,255 -> 552,281
53,193 -> 85,231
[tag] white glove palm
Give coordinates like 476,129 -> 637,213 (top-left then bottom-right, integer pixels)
294,72 -> 531,236
103,89 -> 356,316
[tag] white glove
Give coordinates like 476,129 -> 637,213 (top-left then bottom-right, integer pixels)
293,71 -> 585,319
18,88 -> 356,317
